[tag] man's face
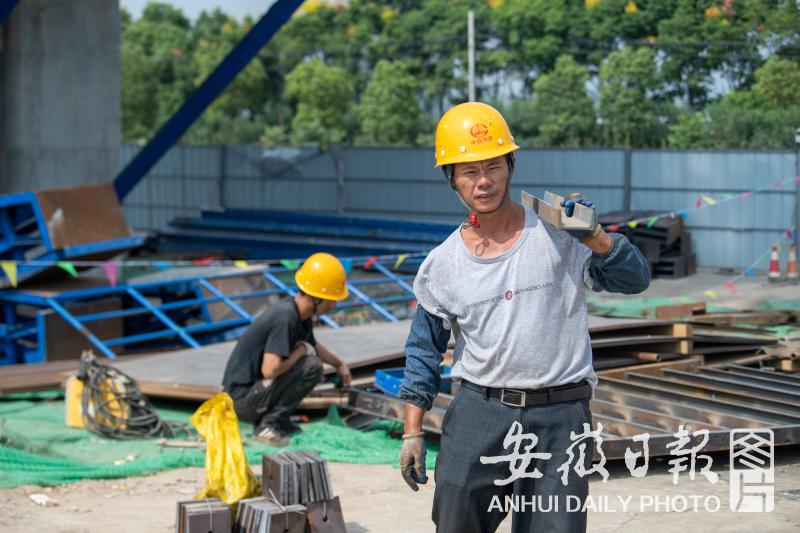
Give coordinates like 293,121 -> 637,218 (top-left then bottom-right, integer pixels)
452,155 -> 509,213
317,299 -> 337,315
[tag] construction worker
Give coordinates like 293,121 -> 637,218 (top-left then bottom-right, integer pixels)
398,102 -> 651,532
222,252 -> 352,446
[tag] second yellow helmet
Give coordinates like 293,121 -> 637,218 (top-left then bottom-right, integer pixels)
294,253 -> 348,301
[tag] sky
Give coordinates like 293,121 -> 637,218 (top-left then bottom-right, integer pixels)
120,0 -> 276,21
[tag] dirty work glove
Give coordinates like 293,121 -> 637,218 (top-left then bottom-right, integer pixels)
561,193 -> 602,243
399,431 -> 428,491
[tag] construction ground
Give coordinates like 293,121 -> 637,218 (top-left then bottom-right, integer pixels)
3,2 -> 800,532
2,269 -> 800,532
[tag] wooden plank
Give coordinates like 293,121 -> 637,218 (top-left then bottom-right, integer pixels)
690,311 -> 791,327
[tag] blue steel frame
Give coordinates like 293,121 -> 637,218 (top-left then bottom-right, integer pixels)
0,0 -> 21,27
114,0 -> 304,200
0,254 -> 421,365
0,191 -> 144,287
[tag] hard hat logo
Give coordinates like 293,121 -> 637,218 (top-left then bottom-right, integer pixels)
470,123 -> 489,138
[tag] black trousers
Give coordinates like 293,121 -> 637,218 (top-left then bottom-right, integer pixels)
433,382 -> 594,533
232,355 -> 324,434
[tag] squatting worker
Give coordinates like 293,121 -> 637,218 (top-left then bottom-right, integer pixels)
398,102 -> 650,533
222,253 -> 353,447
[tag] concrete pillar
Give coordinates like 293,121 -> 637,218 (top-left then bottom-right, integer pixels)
0,0 -> 120,194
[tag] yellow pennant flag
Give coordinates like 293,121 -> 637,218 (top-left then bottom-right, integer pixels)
233,260 -> 249,268
394,254 -> 410,270
701,195 -> 717,205
1,261 -> 17,287
704,289 -> 717,300
627,220 -> 639,229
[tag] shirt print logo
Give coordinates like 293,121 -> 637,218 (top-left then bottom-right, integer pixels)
465,282 -> 556,310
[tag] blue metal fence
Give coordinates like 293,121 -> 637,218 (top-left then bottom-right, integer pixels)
121,144 -> 798,269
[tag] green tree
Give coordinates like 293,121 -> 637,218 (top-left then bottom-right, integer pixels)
531,55 -> 596,147
657,0 -> 761,108
489,0 -> 570,91
670,57 -> 800,149
120,3 -> 197,141
184,11 -> 268,143
284,58 -> 353,145
357,60 -> 420,145
599,46 -> 664,147
752,56 -> 800,108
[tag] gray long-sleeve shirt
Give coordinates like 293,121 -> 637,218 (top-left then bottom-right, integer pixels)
400,205 -> 650,410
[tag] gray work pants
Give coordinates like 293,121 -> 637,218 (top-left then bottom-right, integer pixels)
232,355 -> 323,434
433,382 -> 594,533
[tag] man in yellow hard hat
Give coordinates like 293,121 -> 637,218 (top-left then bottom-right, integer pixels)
222,252 -> 352,446
398,102 -> 650,532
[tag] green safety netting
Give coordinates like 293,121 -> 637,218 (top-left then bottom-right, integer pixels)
0,391 -> 438,488
587,295 -> 737,319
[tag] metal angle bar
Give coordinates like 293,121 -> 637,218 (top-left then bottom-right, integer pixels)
604,376 -> 800,423
197,277 -> 252,321
345,283 -> 398,323
113,0 -> 305,200
649,369 -> 800,404
262,271 -> 340,329
45,298 -> 115,358
593,385 -> 768,428
125,287 -> 200,348
346,387 -> 446,434
697,367 -> 800,394
727,364 -> 800,384
371,262 -> 416,296
590,397 -> 727,432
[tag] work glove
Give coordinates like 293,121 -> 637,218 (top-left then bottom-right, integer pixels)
561,193 -> 602,244
399,431 -> 428,491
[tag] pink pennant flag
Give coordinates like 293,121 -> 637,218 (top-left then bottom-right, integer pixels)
725,280 -> 736,294
608,224 -> 621,233
102,261 -> 118,287
695,197 -> 702,208
795,176 -> 800,185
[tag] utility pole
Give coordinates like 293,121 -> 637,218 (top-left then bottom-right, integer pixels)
467,10 -> 475,102
795,127 -> 800,245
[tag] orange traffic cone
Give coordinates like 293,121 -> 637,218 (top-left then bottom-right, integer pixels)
768,245 -> 781,282
787,244 -> 798,283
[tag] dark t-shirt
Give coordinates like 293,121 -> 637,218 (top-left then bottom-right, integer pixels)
222,298 -> 316,400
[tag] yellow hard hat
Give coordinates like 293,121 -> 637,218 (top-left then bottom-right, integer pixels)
294,252 -> 348,301
434,102 -> 520,167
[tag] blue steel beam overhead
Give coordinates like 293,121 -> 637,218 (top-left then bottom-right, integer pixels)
114,0 -> 304,201
0,0 -> 21,27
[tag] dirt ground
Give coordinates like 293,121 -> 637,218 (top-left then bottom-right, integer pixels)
2,447 -> 799,533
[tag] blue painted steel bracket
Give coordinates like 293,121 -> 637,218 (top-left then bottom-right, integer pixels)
114,0 -> 304,200
0,0 -> 21,27
0,253 -> 425,365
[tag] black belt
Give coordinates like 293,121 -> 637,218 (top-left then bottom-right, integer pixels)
461,379 -> 592,407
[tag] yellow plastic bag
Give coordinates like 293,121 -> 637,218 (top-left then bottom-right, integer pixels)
189,392 -> 260,504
